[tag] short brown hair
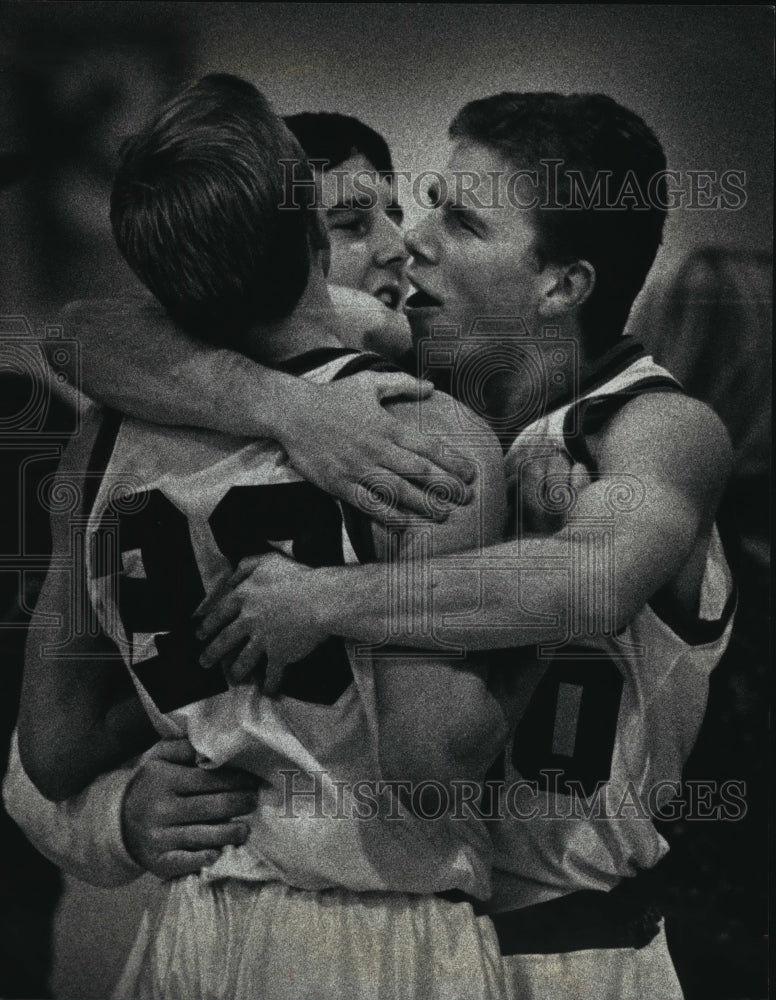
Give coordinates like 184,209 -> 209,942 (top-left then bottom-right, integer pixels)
111,74 -> 318,343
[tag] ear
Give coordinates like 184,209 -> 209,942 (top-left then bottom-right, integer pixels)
538,260 -> 596,319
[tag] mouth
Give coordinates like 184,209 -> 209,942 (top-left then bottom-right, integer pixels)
373,285 -> 401,310
405,281 -> 442,310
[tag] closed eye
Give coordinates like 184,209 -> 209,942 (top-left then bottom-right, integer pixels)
444,203 -> 479,235
327,210 -> 369,236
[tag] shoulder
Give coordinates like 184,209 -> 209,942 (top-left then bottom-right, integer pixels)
381,390 -> 507,554
385,387 -> 495,440
385,388 -> 504,488
589,391 -> 733,507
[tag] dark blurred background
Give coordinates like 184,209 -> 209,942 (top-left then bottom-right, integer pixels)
0,4 -> 771,998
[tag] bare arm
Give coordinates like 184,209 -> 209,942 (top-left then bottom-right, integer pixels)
18,410 -> 156,800
197,390 -> 510,788
60,295 -> 475,520
314,393 -> 733,648
366,393 -> 509,786
204,393 -> 732,657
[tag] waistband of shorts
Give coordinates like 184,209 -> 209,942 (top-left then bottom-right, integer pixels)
479,881 -> 663,955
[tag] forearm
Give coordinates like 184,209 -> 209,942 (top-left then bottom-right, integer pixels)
2,731 -> 143,887
19,598 -> 157,800
19,672 -> 156,802
312,470 -> 698,652
311,535 -> 581,651
64,298 -> 303,439
96,344 -> 302,439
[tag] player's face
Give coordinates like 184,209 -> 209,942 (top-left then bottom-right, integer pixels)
318,154 -> 409,310
404,141 -> 546,344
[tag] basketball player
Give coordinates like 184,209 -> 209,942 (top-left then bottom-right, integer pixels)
284,111 -> 412,359
18,75 -> 511,998
81,93 -> 733,999
2,111 -> 421,888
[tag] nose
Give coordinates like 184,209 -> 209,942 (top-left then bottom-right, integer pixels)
372,212 -> 409,269
404,216 -> 439,265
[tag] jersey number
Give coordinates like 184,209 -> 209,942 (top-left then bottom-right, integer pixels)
488,651 -> 623,798
97,483 -> 353,712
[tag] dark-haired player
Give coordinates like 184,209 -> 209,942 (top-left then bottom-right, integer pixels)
194,93 -> 735,999
18,75 -> 510,999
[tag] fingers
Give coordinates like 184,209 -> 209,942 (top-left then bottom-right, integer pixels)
389,429 -> 477,486
199,620 -> 248,669
146,738 -> 198,766
151,820 -> 251,878
369,371 -> 434,401
170,763 -> 259,797
228,555 -> 264,588
227,639 -> 267,684
194,574 -> 237,619
262,656 -> 286,698
154,849 -> 221,881
170,791 -> 259,824
169,821 -> 250,851
354,465 -> 472,523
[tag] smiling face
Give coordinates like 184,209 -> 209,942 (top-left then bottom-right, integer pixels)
317,153 -> 409,310
404,141 -> 549,344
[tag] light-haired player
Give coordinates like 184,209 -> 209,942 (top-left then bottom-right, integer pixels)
2,109 -> 425,888
17,75 -> 511,999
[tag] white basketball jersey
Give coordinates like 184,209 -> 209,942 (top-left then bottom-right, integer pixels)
488,340 -> 735,911
85,348 -> 492,899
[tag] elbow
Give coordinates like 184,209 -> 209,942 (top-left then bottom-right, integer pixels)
17,726 -> 86,802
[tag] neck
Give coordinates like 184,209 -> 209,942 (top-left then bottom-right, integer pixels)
240,265 -> 342,366
484,314 -> 598,433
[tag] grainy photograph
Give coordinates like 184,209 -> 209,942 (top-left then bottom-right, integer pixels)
0,4 -> 771,999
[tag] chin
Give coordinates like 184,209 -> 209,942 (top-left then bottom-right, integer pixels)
407,310 -> 434,345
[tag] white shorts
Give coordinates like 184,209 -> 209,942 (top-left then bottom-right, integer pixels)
501,921 -> 683,1000
112,876 -> 509,1000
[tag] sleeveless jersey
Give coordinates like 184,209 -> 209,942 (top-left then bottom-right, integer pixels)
488,339 -> 735,911
85,347 -> 492,899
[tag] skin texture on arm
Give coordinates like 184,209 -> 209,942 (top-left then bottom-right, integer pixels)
197,389 -> 510,789
17,407 -> 157,801
365,392 -> 509,787
2,729 -> 144,888
199,393 -> 732,658
59,295 -> 475,521
3,733 -> 260,883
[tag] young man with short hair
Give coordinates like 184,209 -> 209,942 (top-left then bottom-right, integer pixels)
3,109 -> 417,888
14,89 -> 734,999
196,92 -> 735,999
17,75 -> 510,999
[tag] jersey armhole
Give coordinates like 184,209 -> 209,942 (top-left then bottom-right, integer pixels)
341,501 -> 378,563
563,377 -> 683,471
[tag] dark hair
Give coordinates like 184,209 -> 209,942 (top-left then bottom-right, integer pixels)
111,74 -> 318,342
284,112 -> 394,176
450,93 -> 667,352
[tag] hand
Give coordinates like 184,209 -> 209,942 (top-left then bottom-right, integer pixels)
196,552 -> 327,690
280,371 -> 476,524
122,739 -> 259,880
